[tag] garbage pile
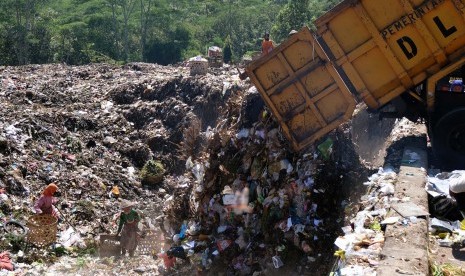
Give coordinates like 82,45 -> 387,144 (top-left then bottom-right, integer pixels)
156,87 -> 372,275
0,62 -> 371,275
332,167 -> 396,275
0,63 -> 242,269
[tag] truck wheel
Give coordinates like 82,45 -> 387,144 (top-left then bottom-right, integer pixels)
433,108 -> 465,168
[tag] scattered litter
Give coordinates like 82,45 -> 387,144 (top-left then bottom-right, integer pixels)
391,202 -> 429,218
381,217 -> 399,225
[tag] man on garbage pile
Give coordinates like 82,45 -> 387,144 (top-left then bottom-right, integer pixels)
261,32 -> 275,56
431,173 -> 465,221
116,199 -> 140,257
450,174 -> 465,219
33,183 -> 60,220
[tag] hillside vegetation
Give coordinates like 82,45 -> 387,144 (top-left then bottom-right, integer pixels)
0,0 -> 340,66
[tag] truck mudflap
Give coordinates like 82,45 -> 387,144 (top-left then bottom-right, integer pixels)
245,27 -> 356,151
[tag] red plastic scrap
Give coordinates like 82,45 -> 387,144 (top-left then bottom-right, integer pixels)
0,252 -> 13,271
217,240 -> 233,252
157,252 -> 176,269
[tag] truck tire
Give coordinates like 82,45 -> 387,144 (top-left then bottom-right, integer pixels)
433,108 -> 465,168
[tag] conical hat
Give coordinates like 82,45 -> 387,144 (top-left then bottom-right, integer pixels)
120,199 -> 136,209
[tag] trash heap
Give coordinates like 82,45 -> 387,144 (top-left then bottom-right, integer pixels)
0,63 -> 243,269
332,167 -> 397,275
156,86 -> 372,275
331,119 -> 429,275
0,62 -> 371,275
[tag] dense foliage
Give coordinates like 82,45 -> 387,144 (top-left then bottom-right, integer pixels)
0,0 -> 340,66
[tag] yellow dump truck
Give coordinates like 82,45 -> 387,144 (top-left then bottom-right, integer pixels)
246,0 -> 465,166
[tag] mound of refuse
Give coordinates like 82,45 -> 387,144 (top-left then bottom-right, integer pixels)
0,63 -> 374,275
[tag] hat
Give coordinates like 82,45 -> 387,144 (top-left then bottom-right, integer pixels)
222,185 -> 234,195
43,183 -> 58,196
120,199 -> 136,209
450,173 -> 465,193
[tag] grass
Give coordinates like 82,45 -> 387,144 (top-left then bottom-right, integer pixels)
76,256 -> 87,269
431,262 -> 465,276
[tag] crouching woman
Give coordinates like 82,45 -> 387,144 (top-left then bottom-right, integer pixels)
33,183 -> 60,220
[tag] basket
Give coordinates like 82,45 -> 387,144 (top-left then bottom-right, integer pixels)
136,230 -> 162,255
99,230 -> 162,257
208,57 -> 223,68
26,214 -> 57,247
208,46 -> 222,58
190,59 -> 208,76
99,235 -> 121,257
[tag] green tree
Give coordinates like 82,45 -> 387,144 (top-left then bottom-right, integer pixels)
0,0 -> 50,65
108,0 -> 137,62
53,22 -> 90,64
139,0 -> 154,61
223,35 -> 232,64
272,0 -> 311,42
211,5 -> 278,61
0,0 -> 287,65
144,25 -> 190,65
87,15 -> 119,60
29,24 -> 52,64
308,0 -> 342,22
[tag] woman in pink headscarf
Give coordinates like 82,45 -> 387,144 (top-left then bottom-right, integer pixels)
33,183 -> 60,219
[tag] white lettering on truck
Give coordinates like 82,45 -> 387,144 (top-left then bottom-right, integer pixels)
379,0 -> 463,60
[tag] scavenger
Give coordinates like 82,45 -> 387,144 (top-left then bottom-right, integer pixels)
261,32 -> 275,56
33,183 -> 60,219
450,174 -> 465,219
116,199 -> 140,257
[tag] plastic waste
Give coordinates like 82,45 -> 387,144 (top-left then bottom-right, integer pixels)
317,138 -> 333,160
179,222 -> 187,239
217,240 -> 233,252
111,186 -> 120,197
236,129 -> 250,139
272,256 -> 284,268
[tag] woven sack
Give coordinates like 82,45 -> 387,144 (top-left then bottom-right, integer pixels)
27,214 -> 57,247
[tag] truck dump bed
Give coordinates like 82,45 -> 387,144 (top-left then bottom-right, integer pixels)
315,0 -> 465,109
245,28 -> 356,151
246,0 -> 465,151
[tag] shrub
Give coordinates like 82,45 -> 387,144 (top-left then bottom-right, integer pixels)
140,160 -> 165,185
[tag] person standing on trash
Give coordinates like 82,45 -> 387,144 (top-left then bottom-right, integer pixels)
33,183 -> 60,220
116,199 -> 140,257
262,32 -> 275,56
